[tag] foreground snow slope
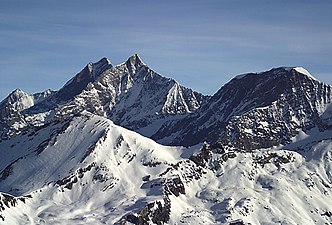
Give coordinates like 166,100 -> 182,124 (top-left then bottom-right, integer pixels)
0,112 -> 184,224
0,112 -> 331,224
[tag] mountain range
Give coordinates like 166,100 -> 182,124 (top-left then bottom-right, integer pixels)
0,54 -> 331,224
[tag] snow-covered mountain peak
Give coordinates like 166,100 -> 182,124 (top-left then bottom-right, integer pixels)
122,54 -> 145,76
280,66 -> 317,81
233,66 -> 318,83
11,89 -> 26,97
0,89 -> 34,111
1,58 -> 332,224
0,89 -> 54,110
126,53 -> 145,65
292,66 -> 318,81
153,66 -> 332,148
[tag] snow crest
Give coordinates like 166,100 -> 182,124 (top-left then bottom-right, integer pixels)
293,67 -> 318,81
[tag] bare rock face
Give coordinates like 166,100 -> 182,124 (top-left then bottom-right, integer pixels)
3,55 -> 331,152
153,67 -> 332,150
0,54 -> 208,141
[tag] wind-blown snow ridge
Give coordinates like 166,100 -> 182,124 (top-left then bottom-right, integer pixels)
293,66 -> 318,81
234,73 -> 250,80
282,66 -> 318,81
234,66 -> 317,81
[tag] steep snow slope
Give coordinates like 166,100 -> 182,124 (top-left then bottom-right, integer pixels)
0,112 -> 185,224
0,112 -> 331,224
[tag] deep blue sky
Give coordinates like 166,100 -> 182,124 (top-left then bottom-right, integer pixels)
1,0 -> 332,100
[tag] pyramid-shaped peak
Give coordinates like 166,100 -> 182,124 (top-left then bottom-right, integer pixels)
0,89 -> 26,104
3,89 -> 30,102
126,54 -> 145,67
11,89 -> 27,96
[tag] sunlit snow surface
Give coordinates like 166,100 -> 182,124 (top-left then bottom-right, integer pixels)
293,67 -> 318,81
0,113 -> 331,224
0,60 -> 331,224
234,66 -> 318,82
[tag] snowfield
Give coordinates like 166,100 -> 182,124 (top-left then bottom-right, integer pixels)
0,112 -> 331,224
0,55 -> 332,224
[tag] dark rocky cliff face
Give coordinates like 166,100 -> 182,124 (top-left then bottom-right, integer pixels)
27,57 -> 113,113
1,55 -> 331,151
222,68 -> 332,150
153,67 -> 332,149
0,55 -> 208,140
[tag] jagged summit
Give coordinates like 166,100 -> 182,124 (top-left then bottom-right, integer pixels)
0,89 -> 32,112
0,89 -> 27,106
125,53 -> 145,67
87,57 -> 113,79
72,54 -> 207,132
125,54 -> 145,77
1,54 -> 207,139
1,56 -> 331,148
64,57 -> 113,88
10,89 -> 26,96
0,89 -> 54,113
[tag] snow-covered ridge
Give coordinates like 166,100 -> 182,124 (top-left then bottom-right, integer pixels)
283,66 -> 318,81
0,89 -> 34,112
293,66 -> 318,81
0,89 -> 54,113
0,112 -> 332,224
1,56 -> 332,224
234,66 -> 318,81
234,72 -> 256,80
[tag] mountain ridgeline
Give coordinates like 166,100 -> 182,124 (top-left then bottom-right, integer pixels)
153,67 -> 332,148
1,55 -> 331,151
1,55 -> 332,224
0,54 -> 207,140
